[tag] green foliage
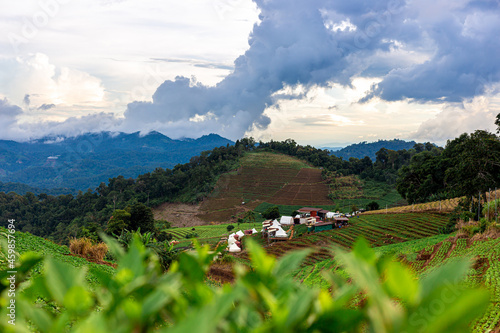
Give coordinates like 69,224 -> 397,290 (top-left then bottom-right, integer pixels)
483,199 -> 500,221
262,205 -> 280,220
129,202 -> 156,233
107,209 -> 131,235
398,130 -> 500,203
115,230 -> 177,271
226,225 -> 235,232
367,201 -> 380,211
184,232 -> 198,239
0,237 -> 489,332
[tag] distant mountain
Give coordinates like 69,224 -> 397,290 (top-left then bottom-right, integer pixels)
331,139 -> 418,161
0,132 -> 233,193
319,146 -> 344,152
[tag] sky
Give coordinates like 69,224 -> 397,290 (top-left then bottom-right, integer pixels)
0,0 -> 499,147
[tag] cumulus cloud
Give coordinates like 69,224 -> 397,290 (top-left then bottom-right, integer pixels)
412,94 -> 500,144
1,0 -> 499,142
0,53 -> 106,113
120,0 -> 407,138
363,1 -> 500,102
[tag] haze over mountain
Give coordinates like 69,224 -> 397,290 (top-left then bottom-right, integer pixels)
0,131 -> 233,193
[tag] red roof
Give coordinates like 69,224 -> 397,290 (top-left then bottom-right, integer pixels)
298,207 -> 319,212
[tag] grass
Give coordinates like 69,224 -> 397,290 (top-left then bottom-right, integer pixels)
0,228 -> 115,290
165,222 -> 263,240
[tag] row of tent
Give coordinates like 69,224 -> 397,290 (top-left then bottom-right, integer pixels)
262,219 -> 288,238
227,228 -> 259,253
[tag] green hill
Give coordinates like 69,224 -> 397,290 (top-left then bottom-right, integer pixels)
0,228 -> 114,289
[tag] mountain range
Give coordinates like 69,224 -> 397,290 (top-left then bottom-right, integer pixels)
330,139 -> 418,161
0,131 -> 233,194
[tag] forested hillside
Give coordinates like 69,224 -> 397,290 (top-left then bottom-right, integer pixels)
0,131 -> 233,192
331,139 -> 419,161
0,119 -> 498,244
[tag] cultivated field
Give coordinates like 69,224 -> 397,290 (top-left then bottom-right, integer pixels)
196,152 -> 332,222
268,168 -> 332,205
294,233 -> 500,332
238,212 -> 449,266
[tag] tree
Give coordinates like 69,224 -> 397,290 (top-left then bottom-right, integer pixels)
226,225 -> 235,232
443,130 -> 500,198
366,201 -> 380,211
496,112 -> 500,134
107,209 -> 131,235
243,210 -> 257,223
129,202 -> 156,233
262,206 -> 280,220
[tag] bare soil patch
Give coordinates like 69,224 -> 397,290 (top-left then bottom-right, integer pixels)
153,202 -> 207,228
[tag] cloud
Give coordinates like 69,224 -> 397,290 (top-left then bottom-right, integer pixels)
0,53 -> 107,113
37,103 -> 56,111
362,1 -> 500,103
412,94 -> 500,144
1,0 -> 499,143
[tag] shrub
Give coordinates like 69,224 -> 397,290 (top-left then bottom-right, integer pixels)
69,237 -> 92,257
226,225 -> 235,232
262,205 -> 280,219
366,201 -> 379,211
185,232 -> 198,239
87,243 -> 108,261
155,231 -> 173,242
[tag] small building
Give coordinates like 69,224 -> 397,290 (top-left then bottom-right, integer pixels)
333,217 -> 349,228
313,222 -> 333,232
318,209 -> 330,219
298,207 -> 320,217
280,216 -> 294,225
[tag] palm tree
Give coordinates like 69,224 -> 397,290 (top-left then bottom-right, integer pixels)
244,210 -> 256,223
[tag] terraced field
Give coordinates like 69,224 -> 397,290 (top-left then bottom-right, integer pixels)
294,233 -> 500,332
269,168 -> 332,205
197,152 -> 332,222
165,222 -> 262,240
241,212 -> 449,266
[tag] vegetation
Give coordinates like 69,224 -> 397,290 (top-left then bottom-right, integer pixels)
261,205 -> 280,220
0,132 -> 233,192
331,138 -> 418,161
0,234 -> 490,332
397,130 -> 500,204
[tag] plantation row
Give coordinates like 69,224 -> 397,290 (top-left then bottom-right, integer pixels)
165,222 -> 263,240
406,237 -> 500,332
250,213 -> 449,264
292,233 -> 500,332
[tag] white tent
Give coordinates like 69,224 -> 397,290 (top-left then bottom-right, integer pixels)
228,236 -> 237,245
272,219 -> 281,227
228,243 -> 241,253
236,230 -> 245,238
251,228 -> 258,234
280,216 -> 294,225
275,227 -> 288,238
326,212 -> 335,219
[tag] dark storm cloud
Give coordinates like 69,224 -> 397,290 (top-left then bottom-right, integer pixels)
122,0 -> 407,137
